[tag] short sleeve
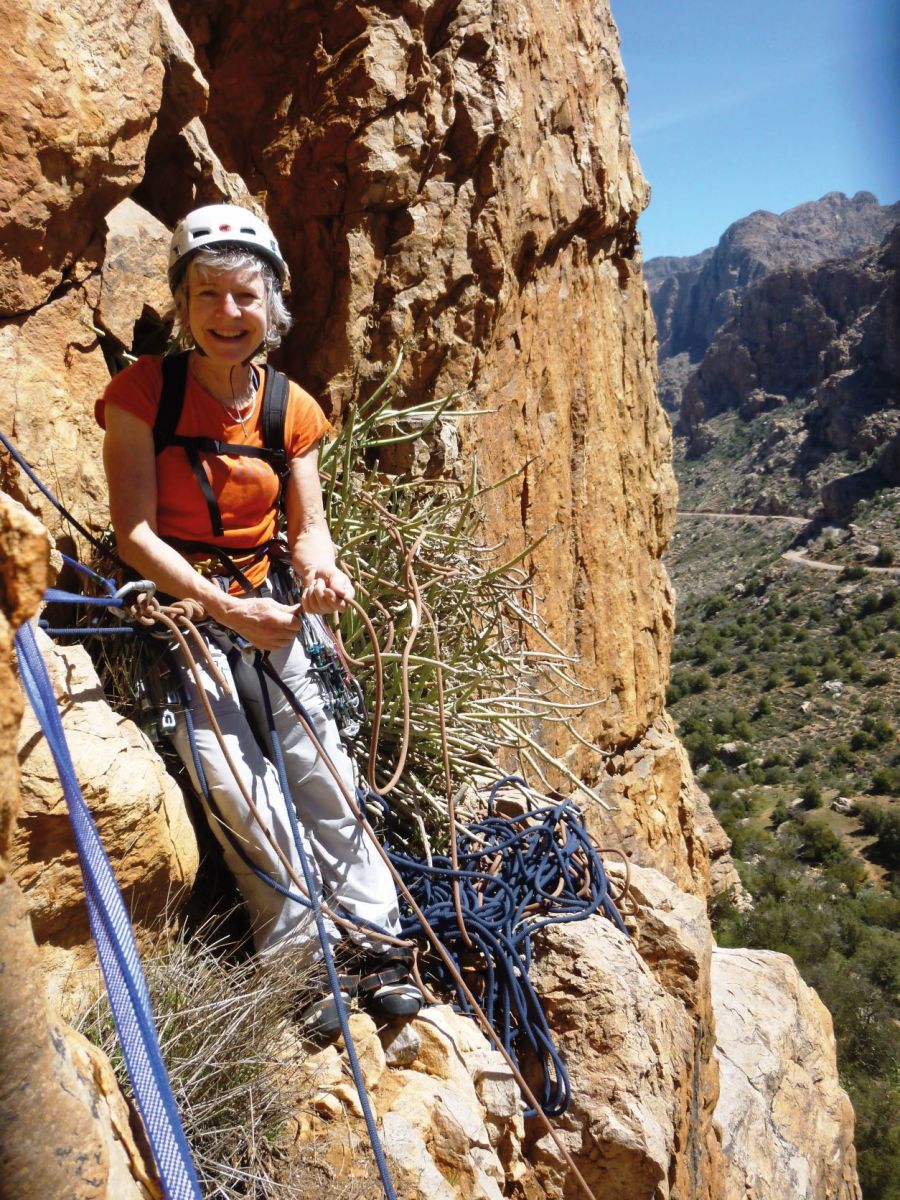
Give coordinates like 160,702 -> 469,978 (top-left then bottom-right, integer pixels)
95,356 -> 164,430
285,381 -> 332,459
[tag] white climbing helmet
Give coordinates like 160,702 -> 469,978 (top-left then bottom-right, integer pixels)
168,203 -> 287,289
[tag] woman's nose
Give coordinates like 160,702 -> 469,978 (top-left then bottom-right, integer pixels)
220,293 -> 242,317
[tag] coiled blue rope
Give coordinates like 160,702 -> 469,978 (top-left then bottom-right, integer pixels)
390,775 -> 627,1118
14,621 -> 201,1200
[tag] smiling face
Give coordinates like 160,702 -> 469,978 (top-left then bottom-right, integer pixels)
186,261 -> 268,367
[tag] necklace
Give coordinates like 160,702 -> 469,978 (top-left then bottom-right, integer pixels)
227,366 -> 260,439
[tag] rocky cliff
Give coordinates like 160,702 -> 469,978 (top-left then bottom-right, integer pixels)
646,191 -> 899,415
0,2 -> 861,1197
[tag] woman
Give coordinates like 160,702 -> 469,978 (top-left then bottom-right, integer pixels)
97,203 -> 421,1033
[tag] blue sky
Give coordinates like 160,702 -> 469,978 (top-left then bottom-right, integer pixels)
613,0 -> 900,260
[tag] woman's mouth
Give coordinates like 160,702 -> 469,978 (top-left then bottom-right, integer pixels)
208,329 -> 247,341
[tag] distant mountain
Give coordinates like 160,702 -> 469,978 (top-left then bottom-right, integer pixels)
646,192 -> 900,413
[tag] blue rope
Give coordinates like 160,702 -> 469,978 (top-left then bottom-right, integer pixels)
14,621 -> 201,1200
254,654 -> 399,1200
42,588 -> 124,607
389,775 -> 628,1118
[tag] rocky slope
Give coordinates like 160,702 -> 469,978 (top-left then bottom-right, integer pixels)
0,1 -> 861,1197
646,191 -> 899,415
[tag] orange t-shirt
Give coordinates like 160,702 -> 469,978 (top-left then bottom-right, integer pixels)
96,356 -> 331,589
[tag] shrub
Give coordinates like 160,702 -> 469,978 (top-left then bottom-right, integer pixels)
872,808 -> 900,869
866,670 -> 891,687
703,593 -> 728,618
791,665 -> 815,686
871,768 -> 900,797
797,817 -> 845,864
830,742 -> 854,768
794,745 -> 816,767
800,782 -> 823,807
840,565 -> 867,581
874,546 -> 895,567
770,801 -> 791,827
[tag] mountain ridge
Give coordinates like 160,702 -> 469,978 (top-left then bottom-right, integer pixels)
647,191 -> 900,415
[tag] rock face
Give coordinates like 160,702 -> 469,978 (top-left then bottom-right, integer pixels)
13,627 -> 199,1001
712,948 -> 862,1200
0,0 -> 165,314
594,714 -> 742,900
0,495 -> 155,1200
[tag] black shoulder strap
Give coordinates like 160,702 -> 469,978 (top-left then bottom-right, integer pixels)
260,367 -> 289,475
152,357 -> 290,540
153,352 -> 190,455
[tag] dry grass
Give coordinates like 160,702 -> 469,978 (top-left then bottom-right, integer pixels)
76,923 -> 322,1199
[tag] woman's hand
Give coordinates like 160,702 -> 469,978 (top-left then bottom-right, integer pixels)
212,594 -> 303,651
301,565 -> 355,615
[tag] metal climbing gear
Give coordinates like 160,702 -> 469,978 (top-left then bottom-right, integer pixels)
300,612 -> 367,739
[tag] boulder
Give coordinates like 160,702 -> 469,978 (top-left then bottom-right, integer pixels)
13,625 -> 199,1000
0,493 -> 156,1200
712,947 -> 861,1200
527,866 -> 726,1200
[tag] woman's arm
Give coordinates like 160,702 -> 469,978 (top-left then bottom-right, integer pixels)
285,444 -> 355,614
103,404 -> 301,650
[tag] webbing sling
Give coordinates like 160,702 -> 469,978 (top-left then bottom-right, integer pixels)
153,353 -> 290,537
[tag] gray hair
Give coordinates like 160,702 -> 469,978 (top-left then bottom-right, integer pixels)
170,245 -> 292,353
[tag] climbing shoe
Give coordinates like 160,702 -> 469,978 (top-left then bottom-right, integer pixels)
298,971 -> 357,1039
358,952 -> 423,1020
298,987 -> 352,1039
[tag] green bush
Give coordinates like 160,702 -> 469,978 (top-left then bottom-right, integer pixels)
797,817 -> 845,865
866,669 -> 892,687
874,546 -> 895,567
871,769 -> 900,796
800,782 -> 823,807
770,801 -> 791,827
754,696 -> 773,718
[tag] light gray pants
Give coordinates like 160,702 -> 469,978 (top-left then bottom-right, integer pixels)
169,624 -> 400,957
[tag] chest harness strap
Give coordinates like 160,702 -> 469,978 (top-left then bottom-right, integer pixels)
152,351 -> 290,541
